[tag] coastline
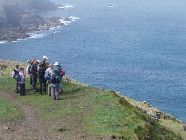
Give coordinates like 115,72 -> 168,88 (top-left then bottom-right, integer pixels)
0,16 -> 79,43
0,59 -> 183,122
0,59 -> 186,139
0,1 -> 77,43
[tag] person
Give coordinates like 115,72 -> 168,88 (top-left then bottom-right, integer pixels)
12,64 -> 20,93
50,72 -> 60,100
53,62 -> 64,93
45,64 -> 53,96
26,60 -> 32,86
18,68 -> 26,96
38,64 -> 46,94
41,56 -> 49,93
31,59 -> 38,92
42,56 -> 49,69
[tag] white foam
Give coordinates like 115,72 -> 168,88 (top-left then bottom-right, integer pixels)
28,32 -> 46,39
59,16 -> 80,26
49,27 -> 56,31
69,16 -> 80,21
59,19 -> 72,26
107,5 -> 115,8
58,4 -> 74,9
12,40 -> 18,43
0,41 -> 7,44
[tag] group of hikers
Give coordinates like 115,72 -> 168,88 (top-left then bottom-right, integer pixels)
11,56 -> 65,100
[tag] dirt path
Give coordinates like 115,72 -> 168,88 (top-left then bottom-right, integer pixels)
0,91 -> 50,140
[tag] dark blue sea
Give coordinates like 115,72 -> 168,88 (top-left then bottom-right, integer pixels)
1,0 -> 186,122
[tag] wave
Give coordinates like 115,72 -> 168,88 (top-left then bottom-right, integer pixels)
107,5 -> 115,8
58,4 -> 74,9
59,19 -> 72,26
59,16 -> 80,26
49,27 -> 56,31
0,41 -> 7,44
69,16 -> 80,22
28,32 -> 46,39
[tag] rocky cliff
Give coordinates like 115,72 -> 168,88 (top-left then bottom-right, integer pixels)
0,0 -> 63,42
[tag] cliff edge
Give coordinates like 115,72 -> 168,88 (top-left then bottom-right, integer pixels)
0,60 -> 185,140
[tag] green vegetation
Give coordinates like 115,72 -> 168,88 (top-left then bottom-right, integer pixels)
0,96 -> 23,122
0,62 -> 185,139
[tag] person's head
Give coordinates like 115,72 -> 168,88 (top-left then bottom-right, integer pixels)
20,68 -> 24,72
48,64 -> 52,69
43,56 -> 48,61
27,60 -> 31,64
54,62 -> 59,66
15,64 -> 19,69
36,60 -> 41,64
32,59 -> 37,64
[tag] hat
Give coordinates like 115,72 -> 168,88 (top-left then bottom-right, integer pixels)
54,62 -> 59,66
27,60 -> 30,63
43,56 -> 48,60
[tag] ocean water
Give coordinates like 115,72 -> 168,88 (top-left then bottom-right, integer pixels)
1,0 -> 186,122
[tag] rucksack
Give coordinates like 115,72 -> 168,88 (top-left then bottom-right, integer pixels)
12,69 -> 19,78
55,75 -> 61,82
28,65 -> 32,74
53,65 -> 61,76
50,75 -> 60,84
60,69 -> 65,76
45,69 -> 52,80
15,74 -> 21,82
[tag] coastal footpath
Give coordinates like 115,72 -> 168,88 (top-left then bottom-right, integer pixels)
0,60 -> 185,140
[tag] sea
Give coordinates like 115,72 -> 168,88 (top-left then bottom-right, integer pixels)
0,0 -> 186,122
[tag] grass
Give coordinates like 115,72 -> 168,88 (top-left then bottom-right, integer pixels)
0,96 -> 23,122
0,64 -> 184,139
160,120 -> 186,139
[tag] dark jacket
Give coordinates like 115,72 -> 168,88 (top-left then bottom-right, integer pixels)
38,66 -> 45,80
31,64 -> 37,76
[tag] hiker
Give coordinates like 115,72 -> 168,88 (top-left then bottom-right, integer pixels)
45,64 -> 52,96
26,60 -> 32,86
50,72 -> 60,100
31,59 -> 38,92
40,56 -> 49,93
53,62 -> 65,93
12,64 -> 20,93
19,68 -> 26,96
38,63 -> 46,94
42,56 -> 49,69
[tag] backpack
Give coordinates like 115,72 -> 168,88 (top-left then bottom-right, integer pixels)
44,69 -> 51,80
50,75 -> 60,84
12,69 -> 19,78
27,65 -> 32,74
60,69 -> 65,76
55,75 -> 61,82
53,65 -> 61,76
15,74 -> 21,82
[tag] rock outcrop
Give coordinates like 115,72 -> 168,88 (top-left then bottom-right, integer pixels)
0,0 -> 62,42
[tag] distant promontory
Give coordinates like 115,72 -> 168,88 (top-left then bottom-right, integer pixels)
0,0 -> 64,42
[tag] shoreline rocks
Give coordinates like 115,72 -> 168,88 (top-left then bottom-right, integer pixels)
0,0 -> 64,43
0,17 -> 64,42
